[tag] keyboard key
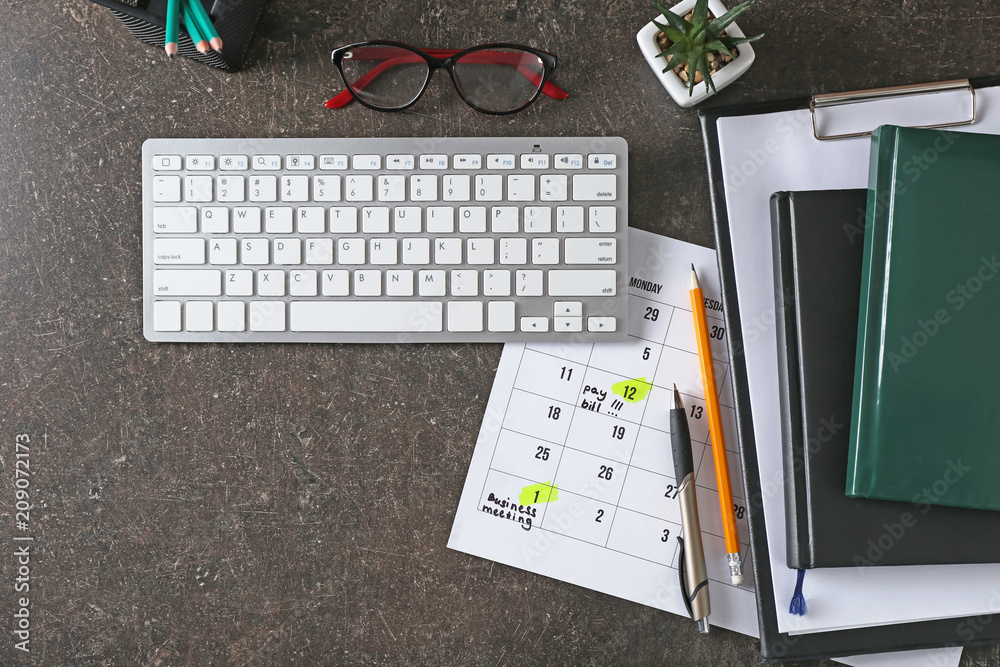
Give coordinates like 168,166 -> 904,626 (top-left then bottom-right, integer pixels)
393,206 -> 421,233
153,206 -> 196,233
353,155 -> 381,170
426,206 -> 454,233
185,175 -> 213,202
447,301 -> 483,332
274,239 -> 301,265
257,269 -> 285,296
386,154 -> 414,170
253,155 -> 282,170
319,154 -> 348,170
185,155 -> 215,170
483,269 -> 511,296
539,175 -> 568,201
218,301 -> 246,331
548,269 -> 617,296
363,207 -> 390,233
410,175 -> 437,201
487,154 -> 516,169
588,153 -> 617,169
313,175 -> 341,202
507,175 -> 534,201
491,206 -> 518,233
524,206 -> 552,233
402,238 -> 430,264
442,175 -> 471,201
289,270 -> 317,296
520,316 -> 549,332
459,206 -> 486,232
453,154 -> 481,169
354,269 -> 381,296
488,301 -> 516,332
153,269 -> 222,296
153,300 -> 182,331
450,269 -> 478,296
588,316 -> 617,332
369,238 -> 397,264
531,238 -> 559,265
554,154 -> 583,169
515,270 -> 544,296
286,155 -> 314,170
241,238 -> 269,264
589,206 -> 617,232
185,301 -> 214,331
565,238 -> 617,264
418,270 -> 446,296
280,175 -> 309,202
297,207 -> 325,233
572,174 -> 617,201
520,154 -> 549,169
217,175 -> 245,203
290,302 -> 444,332
338,238 -> 365,264
329,206 -> 358,233
226,270 -> 253,296
386,269 -> 414,296
220,154 -> 249,170
321,270 -> 350,296
153,238 -> 205,264
305,238 -> 333,264
555,316 -> 583,332
554,301 -> 583,316
434,238 -> 462,264
556,206 -> 584,233
265,207 -> 293,233
467,238 -> 495,264
345,175 -> 373,201
152,176 -> 182,202
233,206 -> 261,233
249,301 -> 286,331
378,175 -> 406,202
475,174 -> 503,201
152,155 -> 182,171
420,154 -> 448,169
249,175 -> 277,202
210,238 -> 237,264
500,238 -> 527,265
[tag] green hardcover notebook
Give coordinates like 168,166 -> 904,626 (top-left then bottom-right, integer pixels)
847,125 -> 1000,512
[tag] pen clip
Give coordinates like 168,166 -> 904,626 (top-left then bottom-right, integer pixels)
676,536 -> 695,621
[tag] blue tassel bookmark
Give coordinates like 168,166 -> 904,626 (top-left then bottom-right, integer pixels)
788,569 -> 807,616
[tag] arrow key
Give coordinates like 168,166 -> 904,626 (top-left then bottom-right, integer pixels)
520,316 -> 549,332
555,316 -> 582,332
588,316 -> 617,332
553,301 -> 582,316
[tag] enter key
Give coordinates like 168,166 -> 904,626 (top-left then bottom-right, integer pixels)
564,238 -> 617,264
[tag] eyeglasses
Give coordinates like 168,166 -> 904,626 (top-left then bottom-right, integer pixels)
326,41 -> 568,115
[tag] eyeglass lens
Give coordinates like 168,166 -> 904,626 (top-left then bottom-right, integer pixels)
452,48 -> 546,113
340,45 -> 430,110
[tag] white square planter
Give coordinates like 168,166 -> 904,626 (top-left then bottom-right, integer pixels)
637,0 -> 756,108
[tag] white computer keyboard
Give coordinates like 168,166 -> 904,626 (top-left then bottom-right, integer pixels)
143,137 -> 628,343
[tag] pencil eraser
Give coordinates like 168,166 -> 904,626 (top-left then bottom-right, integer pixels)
731,574 -> 744,586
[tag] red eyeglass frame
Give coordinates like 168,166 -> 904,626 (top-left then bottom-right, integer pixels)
326,40 -> 568,115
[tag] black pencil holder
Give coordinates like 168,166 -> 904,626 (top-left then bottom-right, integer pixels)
90,0 -> 267,71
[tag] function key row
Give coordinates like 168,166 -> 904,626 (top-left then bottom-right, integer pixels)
152,152 -> 619,172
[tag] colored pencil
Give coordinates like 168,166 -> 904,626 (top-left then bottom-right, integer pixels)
184,0 -> 223,52
180,0 -> 210,54
165,0 -> 180,59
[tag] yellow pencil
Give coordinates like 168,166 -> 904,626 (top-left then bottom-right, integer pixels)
690,265 -> 743,585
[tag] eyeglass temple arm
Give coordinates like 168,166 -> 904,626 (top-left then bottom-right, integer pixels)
325,49 -> 568,109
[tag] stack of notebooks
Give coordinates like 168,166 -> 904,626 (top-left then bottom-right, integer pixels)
702,102 -> 1000,664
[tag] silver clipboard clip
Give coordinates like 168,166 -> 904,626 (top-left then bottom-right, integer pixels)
810,79 -> 977,141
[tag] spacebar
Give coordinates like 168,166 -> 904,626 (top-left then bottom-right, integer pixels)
290,301 -> 444,332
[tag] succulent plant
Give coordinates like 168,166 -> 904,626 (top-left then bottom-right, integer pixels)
653,0 -> 764,95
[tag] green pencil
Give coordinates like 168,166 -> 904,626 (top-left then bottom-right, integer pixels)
165,0 -> 180,59
180,0 -> 210,54
184,0 -> 223,52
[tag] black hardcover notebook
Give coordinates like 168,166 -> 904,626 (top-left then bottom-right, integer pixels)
699,80 -> 1000,662
771,189 -> 1000,569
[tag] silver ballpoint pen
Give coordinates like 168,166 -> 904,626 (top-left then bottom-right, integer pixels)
671,384 -> 711,634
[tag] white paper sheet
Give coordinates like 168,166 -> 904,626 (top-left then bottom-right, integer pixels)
716,85 -> 1000,635
448,229 -> 963,667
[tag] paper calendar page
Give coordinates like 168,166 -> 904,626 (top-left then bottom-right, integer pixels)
448,229 -> 757,636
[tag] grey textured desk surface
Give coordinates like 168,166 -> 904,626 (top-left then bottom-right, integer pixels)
2,1 -> 1000,665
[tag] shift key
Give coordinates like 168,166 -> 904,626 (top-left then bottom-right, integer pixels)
153,269 -> 222,296
548,269 -> 617,296
572,174 -> 617,201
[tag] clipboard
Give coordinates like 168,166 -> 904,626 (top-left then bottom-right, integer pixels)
699,75 -> 1000,662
